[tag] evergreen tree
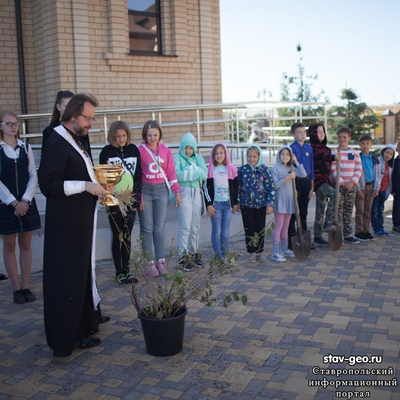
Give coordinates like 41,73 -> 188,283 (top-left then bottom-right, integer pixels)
329,88 -> 378,141
279,44 -> 327,128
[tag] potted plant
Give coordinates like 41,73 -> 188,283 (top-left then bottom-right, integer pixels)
126,236 -> 249,357
105,189 -> 273,357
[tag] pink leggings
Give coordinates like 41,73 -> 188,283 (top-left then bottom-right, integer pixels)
272,213 -> 292,243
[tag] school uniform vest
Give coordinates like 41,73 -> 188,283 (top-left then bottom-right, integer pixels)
0,143 -> 40,234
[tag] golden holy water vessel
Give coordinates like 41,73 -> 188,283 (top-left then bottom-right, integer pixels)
93,164 -> 124,206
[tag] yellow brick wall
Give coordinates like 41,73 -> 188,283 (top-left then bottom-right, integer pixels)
0,0 -> 223,143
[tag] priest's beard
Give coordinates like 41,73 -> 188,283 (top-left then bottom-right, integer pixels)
72,121 -> 90,137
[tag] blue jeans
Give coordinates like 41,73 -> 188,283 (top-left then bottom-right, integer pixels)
210,201 -> 231,258
176,186 -> 202,257
371,191 -> 389,233
138,183 -> 168,260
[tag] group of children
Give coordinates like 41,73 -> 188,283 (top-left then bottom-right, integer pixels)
174,121 -> 399,267
194,122 -> 400,265
2,102 -> 400,305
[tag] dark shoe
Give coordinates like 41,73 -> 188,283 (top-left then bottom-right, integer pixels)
376,230 -> 389,236
314,237 -> 329,246
22,288 -> 36,303
0,273 -> 8,281
13,289 -> 25,304
344,236 -> 360,244
191,253 -> 203,268
178,256 -> 193,271
323,222 -> 336,232
115,274 -> 130,285
79,337 -> 101,349
392,227 -> 400,235
125,272 -> 138,284
364,232 -> 375,240
310,243 -> 316,251
98,315 -> 110,324
355,232 -> 368,242
54,349 -> 73,357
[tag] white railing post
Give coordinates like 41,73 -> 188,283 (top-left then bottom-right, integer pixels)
196,109 -> 200,142
103,114 -> 107,143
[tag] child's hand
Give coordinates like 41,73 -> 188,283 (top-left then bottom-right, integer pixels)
175,192 -> 181,207
344,182 -> 355,191
139,202 -> 145,212
14,201 -> 29,217
207,205 -> 216,218
372,190 -> 379,198
232,205 -> 240,213
291,154 -> 298,164
266,206 -> 273,215
289,171 -> 296,180
335,153 -> 341,161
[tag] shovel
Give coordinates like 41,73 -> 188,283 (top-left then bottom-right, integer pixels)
290,165 -> 312,260
328,149 -> 343,250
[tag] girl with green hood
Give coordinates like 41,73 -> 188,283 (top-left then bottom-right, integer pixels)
237,145 -> 275,263
173,132 -> 208,271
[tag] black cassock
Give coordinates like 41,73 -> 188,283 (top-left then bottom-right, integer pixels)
38,125 -> 101,357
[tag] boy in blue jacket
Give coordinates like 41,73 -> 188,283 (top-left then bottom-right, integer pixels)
289,123 -> 314,249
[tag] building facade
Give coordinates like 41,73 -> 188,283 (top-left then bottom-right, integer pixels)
0,0 -> 222,142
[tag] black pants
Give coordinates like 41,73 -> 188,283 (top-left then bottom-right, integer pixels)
289,178 -> 311,237
393,193 -> 400,228
107,206 -> 135,276
241,206 -> 267,253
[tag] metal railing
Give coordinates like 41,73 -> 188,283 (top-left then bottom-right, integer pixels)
19,100 -> 330,144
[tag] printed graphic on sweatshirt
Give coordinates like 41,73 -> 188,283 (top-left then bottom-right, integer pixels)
146,155 -> 165,179
107,156 -> 137,176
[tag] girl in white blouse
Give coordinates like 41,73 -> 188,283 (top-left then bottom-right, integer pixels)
0,111 -> 40,304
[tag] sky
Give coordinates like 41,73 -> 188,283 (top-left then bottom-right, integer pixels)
220,0 -> 400,107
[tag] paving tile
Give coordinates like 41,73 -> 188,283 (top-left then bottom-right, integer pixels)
0,216 -> 400,399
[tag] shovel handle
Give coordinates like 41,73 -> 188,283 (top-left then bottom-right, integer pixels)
334,148 -> 341,222
290,164 -> 304,235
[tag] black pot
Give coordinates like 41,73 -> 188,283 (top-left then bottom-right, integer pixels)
138,306 -> 187,357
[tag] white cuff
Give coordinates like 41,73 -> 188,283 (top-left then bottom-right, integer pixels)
64,181 -> 86,196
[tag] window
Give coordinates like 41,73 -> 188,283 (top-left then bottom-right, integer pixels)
128,0 -> 162,54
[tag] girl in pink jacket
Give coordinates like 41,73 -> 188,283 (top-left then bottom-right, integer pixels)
138,120 -> 181,277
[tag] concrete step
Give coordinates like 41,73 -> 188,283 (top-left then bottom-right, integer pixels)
0,188 -> 394,275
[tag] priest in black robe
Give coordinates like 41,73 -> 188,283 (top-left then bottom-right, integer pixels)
39,93 -> 107,357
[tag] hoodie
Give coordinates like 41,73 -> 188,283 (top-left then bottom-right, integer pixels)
207,143 -> 237,179
271,145 -> 307,214
378,144 -> 396,195
309,123 -> 333,191
237,144 -> 275,208
138,142 -> 180,193
204,143 -> 238,208
173,132 -> 208,188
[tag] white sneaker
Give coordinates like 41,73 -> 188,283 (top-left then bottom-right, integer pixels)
282,249 -> 295,258
271,253 -> 286,262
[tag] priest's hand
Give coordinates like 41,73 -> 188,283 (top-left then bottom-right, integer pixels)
85,182 -> 106,196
